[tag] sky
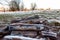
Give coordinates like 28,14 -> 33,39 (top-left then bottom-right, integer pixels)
0,0 -> 60,9
23,0 -> 60,9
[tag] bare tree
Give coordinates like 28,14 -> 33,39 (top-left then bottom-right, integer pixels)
20,2 -> 24,11
31,3 -> 36,10
9,0 -> 20,11
0,0 -> 20,11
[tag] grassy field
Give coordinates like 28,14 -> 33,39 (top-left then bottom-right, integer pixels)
0,12 -> 60,23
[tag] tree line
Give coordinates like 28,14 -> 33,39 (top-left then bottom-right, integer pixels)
0,0 -> 37,11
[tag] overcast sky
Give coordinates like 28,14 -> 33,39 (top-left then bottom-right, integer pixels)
23,0 -> 60,9
0,0 -> 60,9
